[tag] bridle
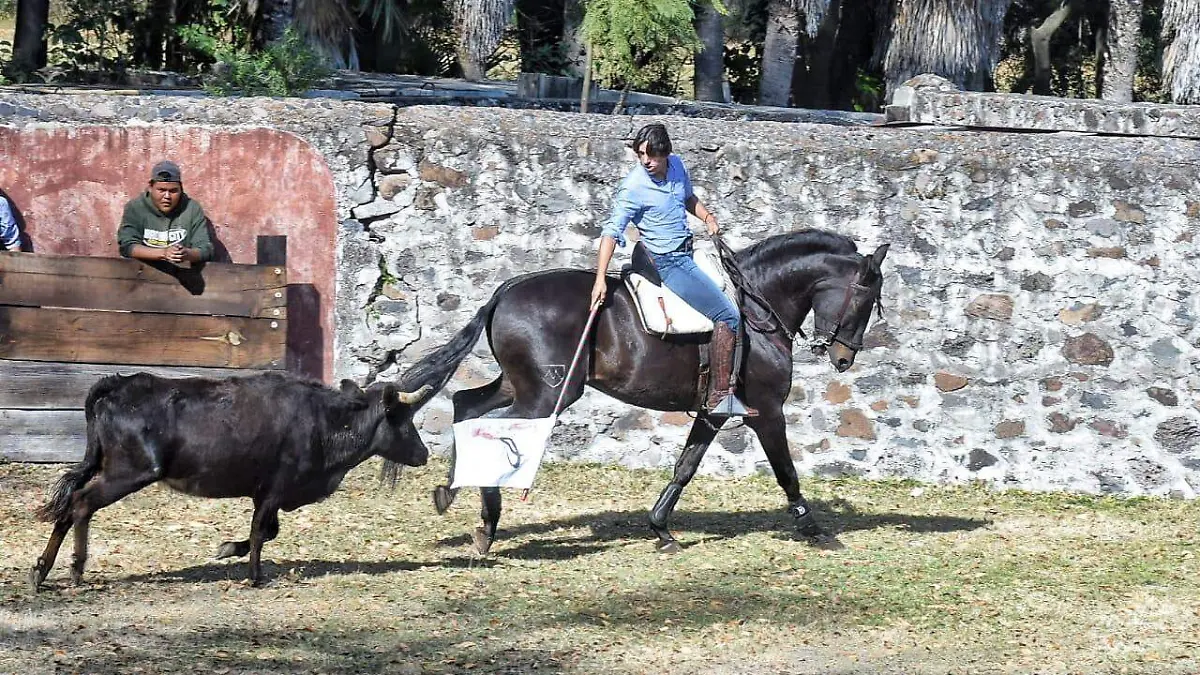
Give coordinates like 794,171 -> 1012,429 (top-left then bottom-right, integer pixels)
713,235 -> 881,356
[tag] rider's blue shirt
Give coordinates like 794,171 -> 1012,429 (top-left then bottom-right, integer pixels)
602,154 -> 694,254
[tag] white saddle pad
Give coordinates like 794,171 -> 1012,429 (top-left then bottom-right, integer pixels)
623,244 -> 736,336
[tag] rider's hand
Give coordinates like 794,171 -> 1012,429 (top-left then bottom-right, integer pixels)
705,215 -> 720,237
590,277 -> 607,308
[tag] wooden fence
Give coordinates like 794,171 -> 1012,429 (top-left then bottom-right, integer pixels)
0,243 -> 288,463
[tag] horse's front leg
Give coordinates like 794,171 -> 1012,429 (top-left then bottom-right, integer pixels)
648,414 -> 725,553
746,411 -> 841,546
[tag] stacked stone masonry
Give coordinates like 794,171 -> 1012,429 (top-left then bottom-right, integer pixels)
2,92 -> 1198,497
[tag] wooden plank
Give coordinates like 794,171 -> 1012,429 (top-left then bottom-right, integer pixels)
0,307 -> 285,369
0,251 -> 287,293
0,360 -> 277,409
0,409 -> 85,463
0,268 -> 287,319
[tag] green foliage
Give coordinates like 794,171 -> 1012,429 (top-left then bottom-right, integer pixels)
46,0 -> 140,81
724,41 -> 761,104
581,0 -> 725,90
179,24 -> 331,96
851,69 -> 884,112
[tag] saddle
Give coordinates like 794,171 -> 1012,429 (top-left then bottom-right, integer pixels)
621,240 -> 737,336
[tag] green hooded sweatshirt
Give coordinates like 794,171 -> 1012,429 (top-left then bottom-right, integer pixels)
117,191 -> 214,262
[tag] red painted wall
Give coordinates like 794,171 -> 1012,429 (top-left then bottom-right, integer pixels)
0,126 -> 337,381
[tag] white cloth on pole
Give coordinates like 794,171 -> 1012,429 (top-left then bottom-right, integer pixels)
449,416 -> 557,489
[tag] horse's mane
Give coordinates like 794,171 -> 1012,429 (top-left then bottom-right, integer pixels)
737,229 -> 858,263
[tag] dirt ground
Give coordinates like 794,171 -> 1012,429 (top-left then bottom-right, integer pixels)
2,459 -> 1198,674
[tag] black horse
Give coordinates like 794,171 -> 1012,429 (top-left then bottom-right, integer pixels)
396,229 -> 889,554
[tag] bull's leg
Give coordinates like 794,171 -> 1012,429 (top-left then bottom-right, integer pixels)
649,414 -> 724,553
60,471 -> 158,586
746,411 -> 838,545
29,520 -> 72,591
215,505 -> 279,560
434,377 -> 513,515
247,502 -> 281,586
474,487 -> 502,555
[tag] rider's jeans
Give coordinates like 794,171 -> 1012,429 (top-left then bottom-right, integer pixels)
649,248 -> 740,332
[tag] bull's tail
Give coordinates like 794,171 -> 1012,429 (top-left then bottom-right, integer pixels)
35,375 -> 121,523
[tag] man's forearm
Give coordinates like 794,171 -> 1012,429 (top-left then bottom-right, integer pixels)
126,244 -> 165,261
595,236 -> 617,278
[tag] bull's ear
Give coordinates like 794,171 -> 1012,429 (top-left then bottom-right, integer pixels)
340,379 -> 364,397
382,384 -> 400,411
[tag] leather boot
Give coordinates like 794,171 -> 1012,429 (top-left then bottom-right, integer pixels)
705,322 -> 758,416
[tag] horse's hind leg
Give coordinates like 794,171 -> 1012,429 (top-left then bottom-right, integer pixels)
433,376 -> 514,515
649,414 -> 725,553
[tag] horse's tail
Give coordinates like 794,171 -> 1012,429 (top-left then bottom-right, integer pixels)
35,375 -> 122,523
397,275 -> 523,397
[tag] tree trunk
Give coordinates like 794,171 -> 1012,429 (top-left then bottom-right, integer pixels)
454,0 -> 515,82
580,39 -> 593,112
694,1 -> 726,102
11,0 -> 51,73
1163,0 -> 1200,103
562,0 -> 586,77
1031,1 -> 1074,95
262,0 -> 296,44
793,0 -> 842,109
759,0 -> 801,106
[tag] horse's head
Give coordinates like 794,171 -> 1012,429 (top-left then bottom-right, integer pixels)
809,244 -> 889,372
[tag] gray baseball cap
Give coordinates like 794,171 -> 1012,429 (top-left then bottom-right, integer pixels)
150,160 -> 182,183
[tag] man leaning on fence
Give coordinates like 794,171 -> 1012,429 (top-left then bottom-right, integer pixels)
0,192 -> 20,251
118,160 -> 214,265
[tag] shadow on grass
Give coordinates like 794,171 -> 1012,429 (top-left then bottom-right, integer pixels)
433,496 -> 991,560
117,555 -> 497,585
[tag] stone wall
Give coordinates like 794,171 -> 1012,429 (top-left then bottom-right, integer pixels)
2,92 -> 1198,497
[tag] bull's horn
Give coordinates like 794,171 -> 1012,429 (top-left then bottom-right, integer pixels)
396,384 -> 432,404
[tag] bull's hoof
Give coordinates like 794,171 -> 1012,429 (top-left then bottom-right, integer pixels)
215,541 -> 250,559
70,569 -> 83,586
471,527 -> 494,556
655,540 -> 682,554
433,485 -> 457,515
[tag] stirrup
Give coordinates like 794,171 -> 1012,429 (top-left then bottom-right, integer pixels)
707,393 -> 758,417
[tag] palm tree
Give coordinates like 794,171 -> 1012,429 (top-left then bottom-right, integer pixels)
453,0 -> 516,80
1163,0 -> 1200,103
694,1 -> 726,101
10,0 -> 50,74
878,0 -> 1012,95
758,0 -> 829,106
1101,0 -> 1143,102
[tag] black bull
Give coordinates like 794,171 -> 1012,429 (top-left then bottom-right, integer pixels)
30,372 -> 431,589
394,229 -> 889,554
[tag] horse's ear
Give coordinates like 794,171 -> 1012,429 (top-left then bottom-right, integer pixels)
340,379 -> 364,397
872,244 -> 890,268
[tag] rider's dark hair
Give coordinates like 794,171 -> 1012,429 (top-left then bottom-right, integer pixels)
633,123 -> 672,156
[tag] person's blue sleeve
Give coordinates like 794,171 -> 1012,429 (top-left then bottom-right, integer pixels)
677,156 -> 695,201
0,198 -> 18,250
602,180 -> 641,247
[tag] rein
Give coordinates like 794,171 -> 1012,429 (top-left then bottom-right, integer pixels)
712,235 -> 801,351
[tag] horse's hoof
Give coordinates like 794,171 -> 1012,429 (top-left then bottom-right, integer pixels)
656,540 -> 682,554
433,486 -> 456,515
472,527 -> 494,556
215,541 -> 248,559
28,566 -> 45,593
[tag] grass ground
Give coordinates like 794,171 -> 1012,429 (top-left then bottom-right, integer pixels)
2,458 -> 1198,674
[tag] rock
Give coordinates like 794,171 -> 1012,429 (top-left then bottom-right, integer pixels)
1089,419 -> 1127,438
994,420 -> 1025,439
965,294 -> 1014,321
1068,200 -> 1096,217
1040,377 -> 1063,392
1080,391 -> 1114,409
1058,303 -> 1103,325
435,292 -> 461,310
1147,387 -> 1178,406
1048,412 -> 1077,433
899,395 -> 920,407
351,199 -> 402,220
825,381 -> 852,404
967,448 -> 998,471
1062,333 -> 1114,366
660,411 -> 693,426
363,125 -> 389,148
419,159 -> 468,188
1113,201 -> 1146,223
837,409 -> 876,440
472,225 -> 500,240
934,372 -> 969,392
870,400 -> 889,411
1020,273 -> 1053,292
377,173 -> 412,200
1154,417 -> 1200,453
1087,246 -> 1126,259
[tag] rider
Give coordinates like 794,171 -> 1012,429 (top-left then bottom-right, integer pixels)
590,123 -> 756,417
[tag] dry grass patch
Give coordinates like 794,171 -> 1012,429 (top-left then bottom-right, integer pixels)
2,459 -> 1198,674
